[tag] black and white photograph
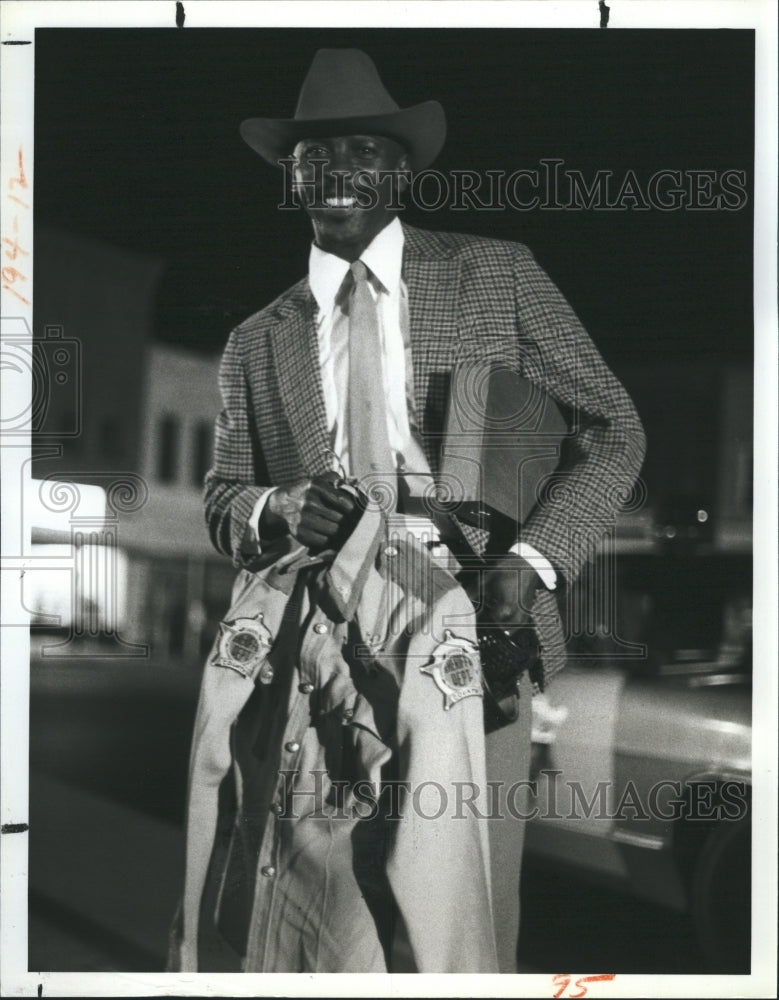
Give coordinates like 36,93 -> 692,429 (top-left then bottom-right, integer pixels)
0,1 -> 776,997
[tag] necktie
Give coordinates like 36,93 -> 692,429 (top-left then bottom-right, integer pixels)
347,260 -> 397,510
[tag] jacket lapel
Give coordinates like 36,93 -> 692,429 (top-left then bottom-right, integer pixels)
269,281 -> 332,477
402,226 -> 491,555
402,229 -> 461,471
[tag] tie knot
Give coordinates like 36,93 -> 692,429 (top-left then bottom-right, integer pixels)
350,259 -> 369,284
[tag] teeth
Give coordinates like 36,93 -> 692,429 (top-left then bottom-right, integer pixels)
325,196 -> 356,207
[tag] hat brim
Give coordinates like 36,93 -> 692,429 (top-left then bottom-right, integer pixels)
240,100 -> 446,172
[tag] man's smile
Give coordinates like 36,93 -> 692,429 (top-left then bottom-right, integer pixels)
324,195 -> 357,208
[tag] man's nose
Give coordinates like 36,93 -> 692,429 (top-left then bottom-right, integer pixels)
323,159 -> 351,181
322,148 -> 359,181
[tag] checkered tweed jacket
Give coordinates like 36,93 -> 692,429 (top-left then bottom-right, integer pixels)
204,223 -> 646,685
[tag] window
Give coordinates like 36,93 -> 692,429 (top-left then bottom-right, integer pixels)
192,420 -> 212,487
156,414 -> 180,483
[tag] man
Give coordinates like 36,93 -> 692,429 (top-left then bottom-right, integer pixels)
173,48 -> 645,974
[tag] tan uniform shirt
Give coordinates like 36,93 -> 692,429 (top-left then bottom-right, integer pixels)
172,508 -> 500,973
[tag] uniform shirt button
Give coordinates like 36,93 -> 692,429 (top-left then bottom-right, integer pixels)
313,622 -> 328,635
285,741 -> 300,753
342,708 -> 354,722
299,682 -> 315,694
269,802 -> 284,815
260,865 -> 276,878
384,545 -> 398,557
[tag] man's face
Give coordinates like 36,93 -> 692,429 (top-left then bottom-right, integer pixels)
291,134 -> 410,260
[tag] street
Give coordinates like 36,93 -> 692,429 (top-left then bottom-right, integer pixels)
29,649 -> 707,974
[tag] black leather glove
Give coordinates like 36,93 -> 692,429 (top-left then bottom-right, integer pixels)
260,471 -> 360,553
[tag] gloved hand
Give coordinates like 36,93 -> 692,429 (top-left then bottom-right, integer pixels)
260,471 -> 360,553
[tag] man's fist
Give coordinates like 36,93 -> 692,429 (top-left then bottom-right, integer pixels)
260,471 -> 359,552
465,552 -> 543,631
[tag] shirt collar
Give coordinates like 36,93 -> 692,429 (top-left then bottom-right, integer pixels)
308,216 -> 405,313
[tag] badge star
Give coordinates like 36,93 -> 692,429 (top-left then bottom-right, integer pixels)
420,630 -> 483,710
214,614 -> 272,679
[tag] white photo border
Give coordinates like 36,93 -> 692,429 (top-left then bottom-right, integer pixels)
1,2 -> 776,997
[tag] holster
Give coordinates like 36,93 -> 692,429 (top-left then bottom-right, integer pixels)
477,626 -> 541,733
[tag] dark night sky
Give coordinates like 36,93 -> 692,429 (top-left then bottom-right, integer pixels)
34,28 -> 754,363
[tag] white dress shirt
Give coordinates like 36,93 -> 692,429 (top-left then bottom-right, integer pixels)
244,217 -> 555,589
307,215 -> 431,484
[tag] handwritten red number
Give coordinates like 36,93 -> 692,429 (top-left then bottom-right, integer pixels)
2,234 -> 28,261
9,147 -> 27,191
2,265 -> 30,305
575,973 -> 617,997
7,148 -> 30,209
553,973 -> 617,998
2,149 -> 30,296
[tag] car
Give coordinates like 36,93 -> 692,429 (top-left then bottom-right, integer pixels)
522,560 -> 752,974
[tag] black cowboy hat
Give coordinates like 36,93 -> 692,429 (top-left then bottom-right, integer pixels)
240,48 -> 446,171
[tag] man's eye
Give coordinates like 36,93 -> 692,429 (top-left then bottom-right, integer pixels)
305,146 -> 328,158
352,142 -> 378,157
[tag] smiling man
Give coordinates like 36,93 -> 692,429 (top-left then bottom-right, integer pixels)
173,48 -> 645,975
289,133 -> 410,255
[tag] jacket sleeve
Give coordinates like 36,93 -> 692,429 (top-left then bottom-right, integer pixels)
203,326 -> 272,567
512,246 -> 646,585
